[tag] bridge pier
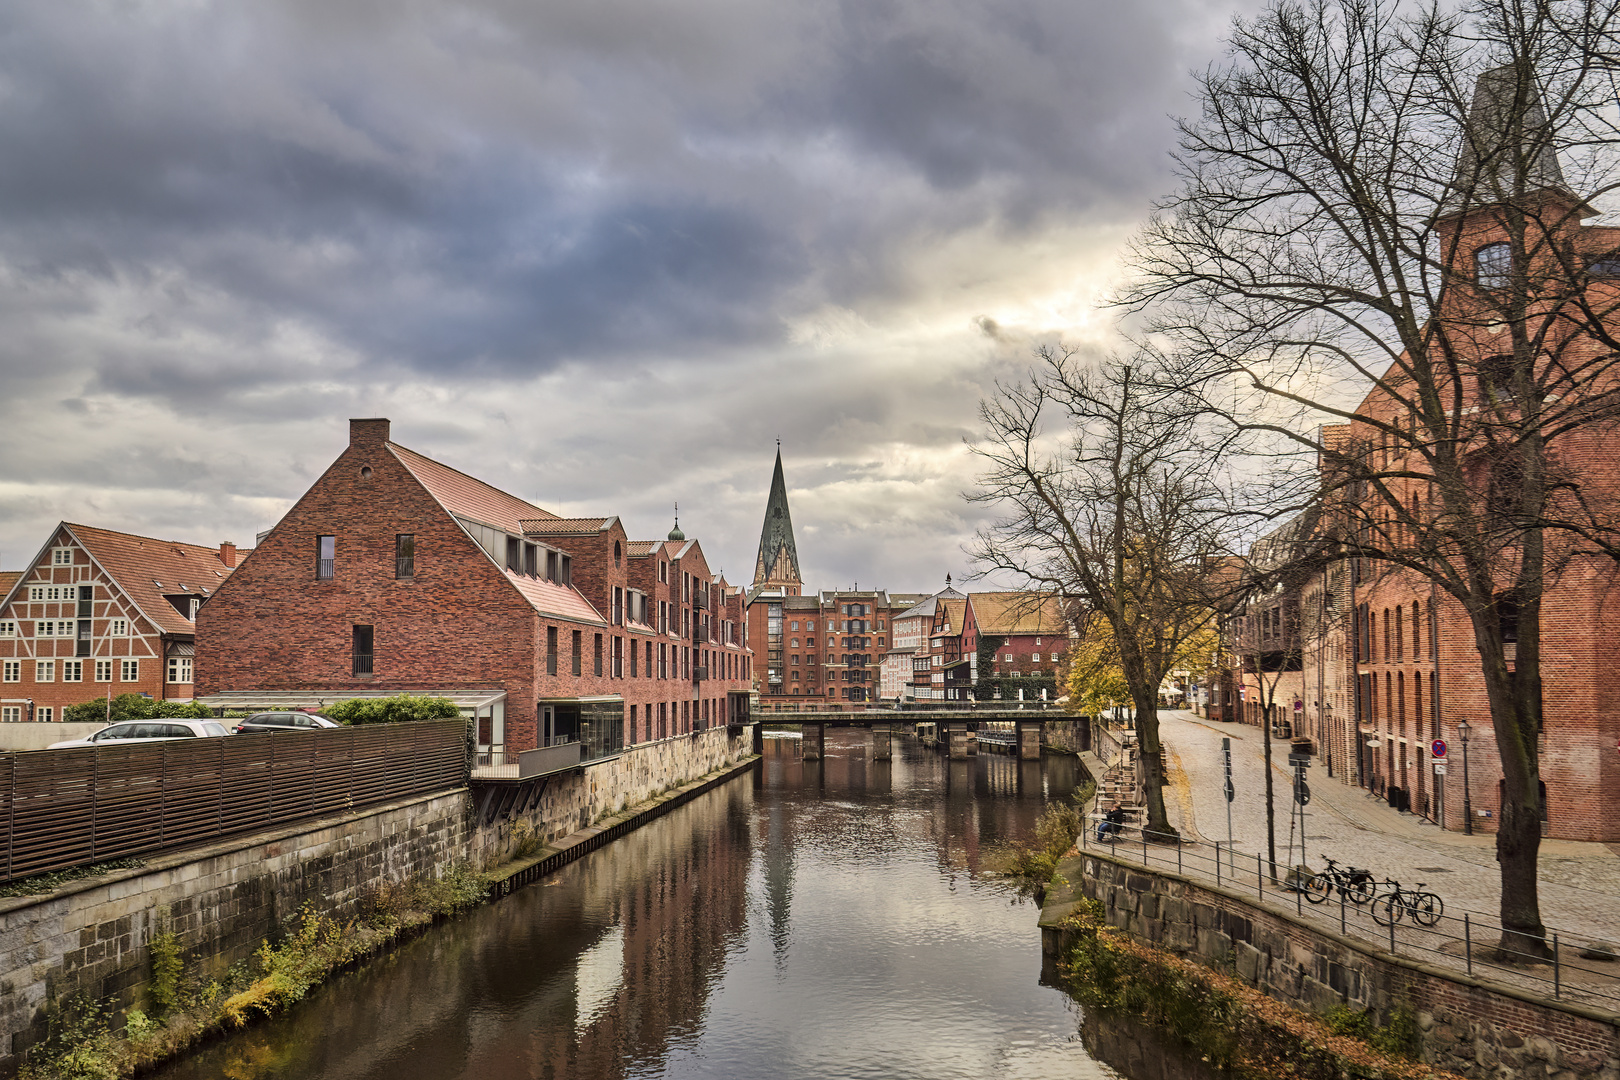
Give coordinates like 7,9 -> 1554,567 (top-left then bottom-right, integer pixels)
1017,719 -> 1042,760
803,722 -> 825,760
947,723 -> 972,759
871,724 -> 892,761
752,723 -> 764,755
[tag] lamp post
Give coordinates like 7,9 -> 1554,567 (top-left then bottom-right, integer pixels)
1459,718 -> 1473,836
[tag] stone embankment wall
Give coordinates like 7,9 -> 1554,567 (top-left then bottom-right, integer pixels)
1050,851 -> 1620,1080
0,725 -> 755,1075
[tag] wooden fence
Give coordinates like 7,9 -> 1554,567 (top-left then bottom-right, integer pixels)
0,720 -> 470,882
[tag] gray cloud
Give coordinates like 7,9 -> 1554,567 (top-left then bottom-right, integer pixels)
0,0 -> 1245,589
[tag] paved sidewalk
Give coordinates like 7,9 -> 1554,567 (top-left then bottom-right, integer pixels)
1083,710 -> 1620,1010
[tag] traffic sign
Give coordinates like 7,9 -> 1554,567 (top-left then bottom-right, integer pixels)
1433,762 -> 1448,775
1224,778 -> 1235,803
1294,779 -> 1311,805
1430,738 -> 1448,759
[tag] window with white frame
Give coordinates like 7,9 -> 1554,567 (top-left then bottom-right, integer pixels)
109,618 -> 127,637
121,659 -> 139,682
35,622 -> 52,637
35,661 -> 53,682
51,548 -> 73,566
0,622 -> 12,637
37,707 -> 51,723
62,661 -> 82,682
168,657 -> 192,684
0,707 -> 18,723
95,660 -> 112,682
2,661 -> 18,682
27,584 -> 67,602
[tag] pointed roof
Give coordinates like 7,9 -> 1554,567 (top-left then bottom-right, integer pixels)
753,449 -> 801,588
1448,65 -> 1582,214
969,591 -> 1068,636
59,524 -> 241,636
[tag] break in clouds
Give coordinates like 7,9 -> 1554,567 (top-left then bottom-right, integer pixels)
0,0 -> 1241,589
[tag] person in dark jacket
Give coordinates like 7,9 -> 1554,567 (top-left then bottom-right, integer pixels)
1096,802 -> 1128,842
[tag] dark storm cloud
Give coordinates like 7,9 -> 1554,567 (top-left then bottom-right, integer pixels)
0,0 -> 1197,389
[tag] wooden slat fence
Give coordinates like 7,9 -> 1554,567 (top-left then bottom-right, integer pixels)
0,720 -> 470,882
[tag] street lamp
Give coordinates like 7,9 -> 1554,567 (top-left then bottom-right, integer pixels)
1458,718 -> 1473,836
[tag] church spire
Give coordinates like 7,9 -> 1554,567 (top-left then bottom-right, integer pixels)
753,447 -> 802,592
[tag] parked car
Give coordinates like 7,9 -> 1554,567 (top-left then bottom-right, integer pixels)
231,712 -> 341,735
48,718 -> 231,749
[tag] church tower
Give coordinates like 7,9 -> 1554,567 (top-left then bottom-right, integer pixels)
752,447 -> 803,594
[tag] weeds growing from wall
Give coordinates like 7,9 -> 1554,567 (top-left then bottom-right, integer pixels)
989,785 -> 1090,901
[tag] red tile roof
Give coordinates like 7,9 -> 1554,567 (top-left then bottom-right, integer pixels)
0,573 -> 20,604
388,443 -> 556,533
504,569 -> 605,624
522,517 -> 616,536
625,541 -> 659,557
66,523 -> 240,636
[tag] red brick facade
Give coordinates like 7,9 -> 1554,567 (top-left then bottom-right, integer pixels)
196,419 -> 752,757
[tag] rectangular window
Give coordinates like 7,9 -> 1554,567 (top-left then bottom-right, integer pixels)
547,627 -> 558,676
95,660 -> 112,682
0,622 -> 13,637
62,660 -> 82,682
37,707 -> 51,723
572,630 -> 582,676
0,707 -> 17,723
167,657 -> 193,683
613,587 -> 623,626
612,636 -> 623,678
1,661 -> 18,682
110,618 -> 127,637
594,634 -> 603,677
560,555 -> 572,586
630,639 -> 638,678
35,661 -> 53,683
317,535 -> 335,580
352,625 -> 374,675
121,659 -> 138,682
524,543 -> 538,577
35,622 -> 52,637
546,550 -> 559,582
506,537 -> 521,572
51,548 -> 73,566
396,534 -> 416,578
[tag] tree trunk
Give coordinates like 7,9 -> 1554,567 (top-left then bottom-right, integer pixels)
1261,696 -> 1277,882
1133,687 -> 1178,841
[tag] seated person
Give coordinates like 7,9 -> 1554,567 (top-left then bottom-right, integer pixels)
1096,802 -> 1128,842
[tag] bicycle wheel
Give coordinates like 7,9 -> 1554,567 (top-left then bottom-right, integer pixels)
1348,873 -> 1377,906
1372,894 -> 1402,927
1304,873 -> 1333,905
1411,893 -> 1443,927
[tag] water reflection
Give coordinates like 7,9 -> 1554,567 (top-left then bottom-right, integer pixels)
152,730 -> 1136,1080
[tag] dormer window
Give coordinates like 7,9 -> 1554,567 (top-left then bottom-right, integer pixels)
1476,242 -> 1512,289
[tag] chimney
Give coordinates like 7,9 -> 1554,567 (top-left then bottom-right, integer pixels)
219,542 -> 237,568
350,418 -> 391,447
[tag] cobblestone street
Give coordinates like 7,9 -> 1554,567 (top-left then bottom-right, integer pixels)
1081,709 -> 1620,1010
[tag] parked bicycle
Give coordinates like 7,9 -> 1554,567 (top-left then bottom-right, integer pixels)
1304,858 -> 1378,906
1370,880 -> 1444,927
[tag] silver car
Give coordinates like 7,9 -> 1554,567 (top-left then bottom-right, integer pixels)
48,718 -> 230,749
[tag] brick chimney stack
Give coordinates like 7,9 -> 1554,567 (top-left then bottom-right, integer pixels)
350,418 -> 391,447
219,542 -> 237,568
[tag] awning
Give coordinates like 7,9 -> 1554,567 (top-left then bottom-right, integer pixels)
194,689 -> 507,717
166,641 -> 196,658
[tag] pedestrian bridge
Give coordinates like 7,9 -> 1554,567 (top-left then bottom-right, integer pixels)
749,706 -> 1080,761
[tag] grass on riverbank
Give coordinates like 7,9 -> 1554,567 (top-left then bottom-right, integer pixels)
1056,898 -> 1458,1080
20,864 -> 490,1080
986,782 -> 1091,901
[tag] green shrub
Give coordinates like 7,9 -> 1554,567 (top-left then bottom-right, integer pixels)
323,695 -> 461,725
60,696 -> 212,725
147,932 -> 183,1017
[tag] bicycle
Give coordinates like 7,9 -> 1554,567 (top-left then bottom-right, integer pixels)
1304,857 -> 1377,906
1370,880 -> 1444,927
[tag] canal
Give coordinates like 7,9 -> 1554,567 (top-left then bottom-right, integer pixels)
151,730 -> 1195,1080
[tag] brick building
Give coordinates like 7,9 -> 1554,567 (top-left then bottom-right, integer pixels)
196,419 -> 752,761
0,524 -> 244,722
1215,73 -> 1620,841
880,579 -> 963,702
970,591 -> 1071,702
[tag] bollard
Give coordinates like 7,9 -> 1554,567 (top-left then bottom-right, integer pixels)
1554,933 -> 1561,999
1464,914 -> 1472,975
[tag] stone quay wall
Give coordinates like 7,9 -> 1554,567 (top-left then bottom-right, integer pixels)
1056,851 -> 1620,1080
0,724 -> 755,1075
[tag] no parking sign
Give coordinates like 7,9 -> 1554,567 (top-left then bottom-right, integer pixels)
1430,738 -> 1448,759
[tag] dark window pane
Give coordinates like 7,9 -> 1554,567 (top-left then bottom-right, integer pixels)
396,534 -> 415,578
317,535 -> 335,580
353,624 -> 374,675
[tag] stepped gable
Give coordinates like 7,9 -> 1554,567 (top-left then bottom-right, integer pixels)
65,524 -> 241,636
752,448 -> 802,588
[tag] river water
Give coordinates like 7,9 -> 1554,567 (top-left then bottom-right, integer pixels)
152,730 -> 1200,1080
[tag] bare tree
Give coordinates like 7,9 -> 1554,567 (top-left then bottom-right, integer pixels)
1123,0 -> 1620,956
969,349 -> 1228,840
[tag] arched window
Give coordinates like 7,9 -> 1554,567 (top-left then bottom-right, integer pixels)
1476,242 -> 1512,288
613,540 -> 621,567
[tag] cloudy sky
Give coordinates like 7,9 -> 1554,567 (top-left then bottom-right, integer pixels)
0,0 -> 1248,593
